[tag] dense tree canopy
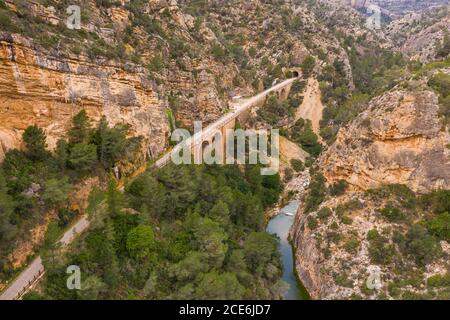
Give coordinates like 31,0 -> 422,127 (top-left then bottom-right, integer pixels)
35,163 -> 284,300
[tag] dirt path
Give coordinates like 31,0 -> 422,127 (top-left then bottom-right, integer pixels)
0,216 -> 89,300
295,78 -> 324,135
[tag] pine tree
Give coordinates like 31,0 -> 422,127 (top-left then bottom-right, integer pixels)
55,139 -> 69,169
69,110 -> 92,145
23,125 -> 49,161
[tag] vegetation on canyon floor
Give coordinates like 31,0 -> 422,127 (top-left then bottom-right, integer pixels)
23,163 -> 284,300
1,104 -> 286,300
300,176 -> 449,299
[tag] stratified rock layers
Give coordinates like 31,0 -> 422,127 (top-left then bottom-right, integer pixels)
321,89 -> 450,193
0,34 -> 169,160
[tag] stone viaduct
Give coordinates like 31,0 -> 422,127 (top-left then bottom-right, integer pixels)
154,76 -> 298,168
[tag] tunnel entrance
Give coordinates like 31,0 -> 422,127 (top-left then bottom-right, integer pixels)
292,70 -> 299,78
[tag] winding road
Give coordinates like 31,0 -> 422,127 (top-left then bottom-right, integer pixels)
0,217 -> 89,300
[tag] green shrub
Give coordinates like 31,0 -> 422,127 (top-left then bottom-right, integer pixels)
341,216 -> 353,225
326,231 -> 342,244
126,225 -> 155,259
22,292 -> 45,300
401,291 -> 433,300
283,167 -> 293,182
211,44 -> 226,61
329,180 -> 348,196
335,199 -> 362,217
257,95 -> 290,125
367,184 -> 416,209
291,80 -> 307,95
397,270 -> 424,288
290,159 -> 304,172
248,47 -> 257,57
427,273 -> 450,288
404,224 -> 442,266
439,95 -> 450,123
436,289 -> 450,300
379,204 -> 404,222
304,156 -> 315,167
367,229 -> 379,241
95,0 -> 117,8
427,212 -> 450,242
301,55 -> 315,78
419,189 -> 450,215
428,72 -> 450,98
307,216 -> 318,230
436,32 -> 450,58
388,282 -> 401,298
0,9 -> 15,31
317,207 -> 332,220
57,207 -> 78,228
428,71 -> 450,124
289,118 -> 322,157
148,56 -> 164,72
368,230 -> 395,265
334,272 -> 353,288
304,172 -> 326,213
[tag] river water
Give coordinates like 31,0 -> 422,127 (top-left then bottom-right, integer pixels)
266,200 -> 309,300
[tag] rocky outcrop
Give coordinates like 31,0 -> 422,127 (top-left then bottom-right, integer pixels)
291,81 -> 450,299
321,89 -> 450,193
292,189 -> 450,299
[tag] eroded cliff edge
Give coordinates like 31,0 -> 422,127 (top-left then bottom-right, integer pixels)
291,75 -> 450,299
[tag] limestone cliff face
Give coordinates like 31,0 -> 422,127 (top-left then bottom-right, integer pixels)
321,89 -> 450,193
291,217 -> 326,299
291,84 -> 450,300
0,33 -> 169,160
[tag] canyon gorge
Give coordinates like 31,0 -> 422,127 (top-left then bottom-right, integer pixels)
0,0 -> 449,301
